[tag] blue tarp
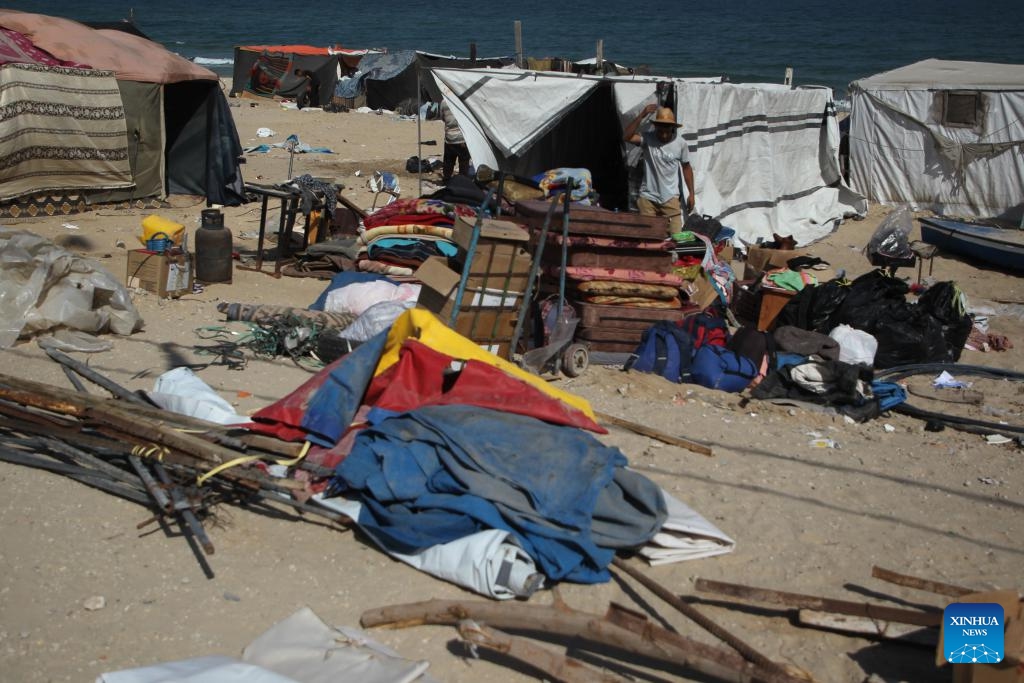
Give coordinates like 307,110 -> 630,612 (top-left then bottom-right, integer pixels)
330,404 -> 667,583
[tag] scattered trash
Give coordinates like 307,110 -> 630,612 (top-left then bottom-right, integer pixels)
933,370 -> 971,389
883,423 -> 896,433
83,596 -> 106,611
255,127 -> 275,138
809,438 -> 839,449
978,477 -> 1002,485
984,434 -> 1012,445
61,222 -> 79,230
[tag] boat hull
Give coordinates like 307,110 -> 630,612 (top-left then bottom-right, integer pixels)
919,217 -> 1024,273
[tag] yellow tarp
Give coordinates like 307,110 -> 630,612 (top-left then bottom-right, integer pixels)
378,308 -> 595,420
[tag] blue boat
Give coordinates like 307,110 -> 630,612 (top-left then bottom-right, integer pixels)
919,217 -> 1024,273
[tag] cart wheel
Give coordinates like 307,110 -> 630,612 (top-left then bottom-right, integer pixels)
561,343 -> 589,377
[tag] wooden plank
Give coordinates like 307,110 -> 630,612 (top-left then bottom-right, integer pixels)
595,410 -> 713,457
798,610 -> 937,646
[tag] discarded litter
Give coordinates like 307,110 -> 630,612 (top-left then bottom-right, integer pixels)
984,434 -> 1012,445
808,438 -> 839,449
933,370 -> 971,389
883,423 -> 896,433
256,127 -> 275,138
61,222 -> 79,230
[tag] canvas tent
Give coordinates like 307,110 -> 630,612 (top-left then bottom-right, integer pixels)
848,59 -> 1024,223
433,68 -> 865,246
337,51 -> 514,112
0,10 -> 245,207
230,45 -> 372,107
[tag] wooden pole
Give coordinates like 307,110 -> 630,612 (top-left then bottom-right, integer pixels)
870,566 -> 974,598
362,598 -> 789,683
694,577 -> 943,627
594,410 -> 713,456
612,558 -> 793,680
514,21 -> 523,68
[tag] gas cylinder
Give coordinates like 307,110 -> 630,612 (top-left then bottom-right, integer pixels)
195,209 -> 233,283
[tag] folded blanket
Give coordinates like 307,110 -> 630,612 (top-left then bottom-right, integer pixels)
364,198 -> 476,229
576,280 -> 680,300
360,224 -> 454,244
552,265 -> 685,287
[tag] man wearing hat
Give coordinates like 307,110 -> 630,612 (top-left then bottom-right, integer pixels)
624,102 -> 695,232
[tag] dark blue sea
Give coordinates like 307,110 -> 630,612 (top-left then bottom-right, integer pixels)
10,0 -> 1024,98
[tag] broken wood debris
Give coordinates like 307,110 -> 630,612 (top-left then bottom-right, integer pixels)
456,619 -> 630,683
0,366 -> 349,577
612,558 -> 797,679
595,409 -> 714,456
870,565 -> 975,598
362,597 -> 807,683
693,577 -> 943,627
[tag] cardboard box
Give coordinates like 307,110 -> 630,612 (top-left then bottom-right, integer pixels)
746,246 -> 808,275
126,249 -> 192,298
452,216 -> 533,292
680,274 -> 720,311
757,286 -> 797,331
414,257 -> 521,356
743,246 -> 835,282
937,590 -> 1023,683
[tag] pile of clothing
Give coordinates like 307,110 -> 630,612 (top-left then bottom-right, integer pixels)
356,198 -> 477,276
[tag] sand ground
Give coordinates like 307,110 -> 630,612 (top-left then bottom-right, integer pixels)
0,80 -> 1021,683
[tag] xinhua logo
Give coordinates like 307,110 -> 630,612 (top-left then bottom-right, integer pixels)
944,603 -> 1004,664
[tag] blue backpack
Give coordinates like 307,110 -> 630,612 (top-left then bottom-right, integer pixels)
625,321 -> 695,383
690,344 -> 759,393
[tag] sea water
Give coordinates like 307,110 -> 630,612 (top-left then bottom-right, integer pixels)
11,0 -> 1024,99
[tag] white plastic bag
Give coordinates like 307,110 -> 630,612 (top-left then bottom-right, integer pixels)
338,300 -> 416,342
829,324 -> 878,366
0,228 -> 142,348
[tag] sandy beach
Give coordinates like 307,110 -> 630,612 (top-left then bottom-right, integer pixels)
0,78 -> 1022,683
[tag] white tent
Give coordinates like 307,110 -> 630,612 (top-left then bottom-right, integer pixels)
432,67 -> 864,246
849,59 -> 1024,223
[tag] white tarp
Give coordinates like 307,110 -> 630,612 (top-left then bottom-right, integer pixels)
434,67 -> 864,247
849,59 -> 1024,221
673,81 -> 864,246
314,488 -> 732,598
433,68 -> 597,160
97,607 -> 438,683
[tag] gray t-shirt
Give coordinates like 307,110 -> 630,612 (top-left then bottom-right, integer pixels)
639,130 -> 690,205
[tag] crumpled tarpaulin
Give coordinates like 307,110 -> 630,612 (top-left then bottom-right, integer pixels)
247,308 -> 602,444
0,228 -> 141,348
330,403 -> 667,583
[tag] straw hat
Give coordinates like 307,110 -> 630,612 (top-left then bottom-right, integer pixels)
653,106 -> 682,127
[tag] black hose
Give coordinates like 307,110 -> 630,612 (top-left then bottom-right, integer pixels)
874,362 -> 1024,436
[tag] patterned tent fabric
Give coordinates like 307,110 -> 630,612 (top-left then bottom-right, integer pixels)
0,63 -> 133,202
0,27 -> 88,68
0,10 -> 215,84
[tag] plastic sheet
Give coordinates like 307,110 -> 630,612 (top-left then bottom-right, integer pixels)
864,207 -> 915,266
337,300 -> 415,342
0,228 -> 142,348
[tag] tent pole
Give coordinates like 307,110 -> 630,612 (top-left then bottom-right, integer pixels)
514,21 -> 523,68
417,65 -> 423,197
